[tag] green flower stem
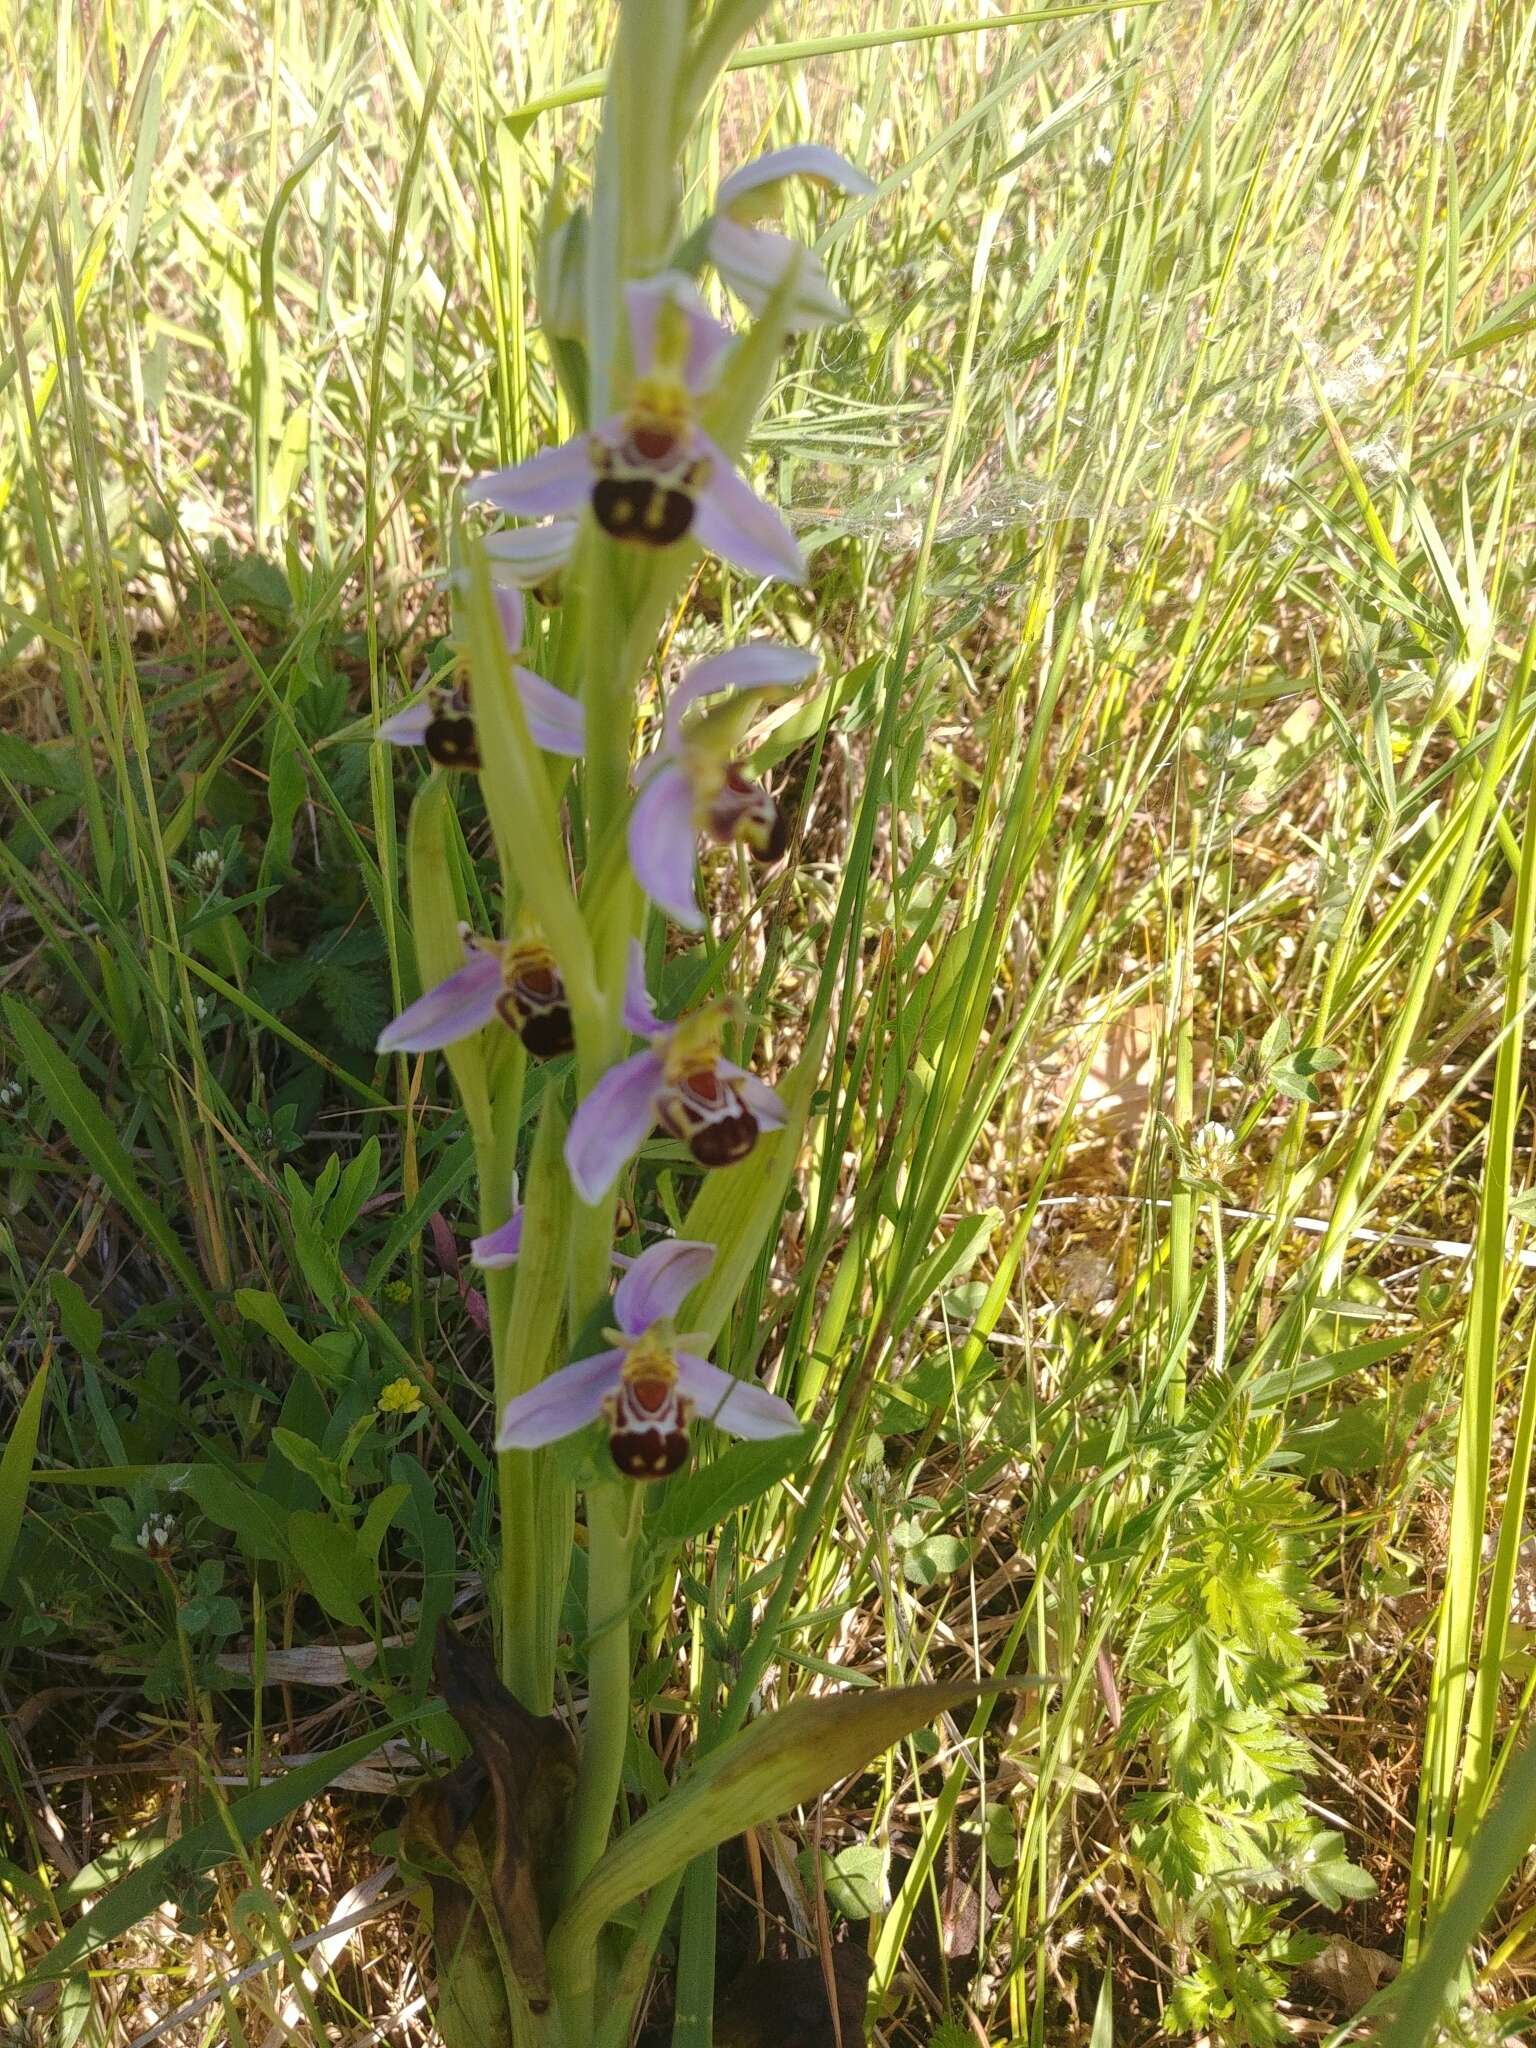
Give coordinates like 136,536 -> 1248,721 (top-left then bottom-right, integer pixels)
558,1482 -> 641,2038
481,1064 -> 527,1697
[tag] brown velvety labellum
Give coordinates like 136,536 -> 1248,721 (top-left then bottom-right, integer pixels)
609,1425 -> 691,1479
592,476 -> 696,548
424,712 -> 480,769
496,954 -> 575,1057
686,1111 -> 759,1167
657,1069 -> 762,1169
515,1005 -> 575,1058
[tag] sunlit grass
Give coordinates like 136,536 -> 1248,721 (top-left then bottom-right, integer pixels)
4,1 -> 1536,2043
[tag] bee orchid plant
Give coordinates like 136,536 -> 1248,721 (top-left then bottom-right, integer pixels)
375,10 -> 1011,2043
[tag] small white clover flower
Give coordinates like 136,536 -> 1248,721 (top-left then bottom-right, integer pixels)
1188,1120 -> 1238,1188
137,1515 -> 177,1555
192,848 -> 224,891
0,1080 -> 24,1112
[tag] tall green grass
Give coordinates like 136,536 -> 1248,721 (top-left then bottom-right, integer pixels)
4,1 -> 1536,2042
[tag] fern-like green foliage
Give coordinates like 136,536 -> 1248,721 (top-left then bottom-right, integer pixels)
1121,1407 -> 1372,2044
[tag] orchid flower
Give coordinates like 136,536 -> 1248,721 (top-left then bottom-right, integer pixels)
629,643 -> 818,929
495,1236 -> 800,1477
466,273 -> 805,585
564,947 -> 786,1201
376,586 -> 585,765
710,147 -> 876,331
377,926 -> 573,1060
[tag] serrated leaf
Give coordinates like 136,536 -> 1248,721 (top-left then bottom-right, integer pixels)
250,957 -> 319,1012
219,555 -> 291,624
315,963 -> 390,1049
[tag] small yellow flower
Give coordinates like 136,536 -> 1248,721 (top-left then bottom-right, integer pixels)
377,1376 -> 423,1417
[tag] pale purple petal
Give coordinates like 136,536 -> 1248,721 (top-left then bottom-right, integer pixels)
665,643 -> 819,748
496,1349 -> 623,1450
613,1239 -> 716,1335
692,434 -> 806,584
629,761 -> 703,930
623,939 -> 662,1036
484,520 -> 579,584
674,1353 -> 802,1440
565,1049 -> 665,1202
469,1205 -> 524,1269
514,665 -> 587,758
376,703 -> 434,746
377,946 -> 503,1054
493,584 -> 526,652
625,272 -> 732,391
716,146 -> 877,215
719,1063 -> 787,1131
710,218 -> 851,330
466,434 -> 597,516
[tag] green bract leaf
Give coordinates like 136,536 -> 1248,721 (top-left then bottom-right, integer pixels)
458,545 -> 597,1029
405,771 -> 492,1146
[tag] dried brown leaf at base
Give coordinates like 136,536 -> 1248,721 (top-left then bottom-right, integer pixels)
400,1622 -> 577,2028
1302,1934 -> 1400,2008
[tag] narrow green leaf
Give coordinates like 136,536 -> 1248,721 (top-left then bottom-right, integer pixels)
0,1349 -> 52,1593
404,769 -> 492,1144
680,1013 -> 828,1343
651,1434 -> 809,1545
50,1273 -> 102,1359
4,1000 -> 208,1309
459,544 -> 597,1025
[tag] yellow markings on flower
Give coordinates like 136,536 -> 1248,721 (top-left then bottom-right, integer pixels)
378,1376 -> 423,1416
661,1003 -> 729,1084
620,1334 -> 680,1393
628,376 -> 691,426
